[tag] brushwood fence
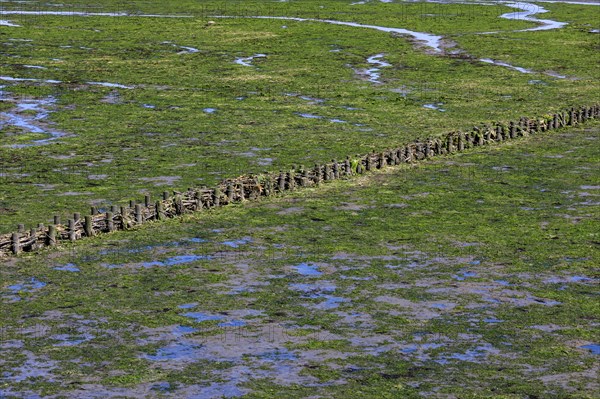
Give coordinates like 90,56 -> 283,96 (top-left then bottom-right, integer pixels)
1,104 -> 598,258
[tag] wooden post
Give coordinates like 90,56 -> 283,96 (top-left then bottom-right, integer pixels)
84,215 -> 93,237
213,188 -> 221,207
378,153 -> 386,168
398,148 -> 406,163
425,141 -> 432,158
163,191 -> 169,201
144,195 -> 151,207
53,215 -> 60,225
74,213 -> 80,223
111,205 -> 118,214
135,204 -> 143,224
18,224 -> 25,233
278,172 -> 286,192
240,182 -> 247,199
48,225 -> 56,246
365,155 -> 372,171
314,164 -> 322,184
68,219 -> 76,241
91,206 -> 98,216
300,168 -> 308,187
264,175 -> 272,196
194,190 -> 202,210
174,195 -> 183,215
155,201 -> 163,221
497,125 -> 504,142
447,133 -> 454,153
11,233 -> 20,255
107,212 -> 114,231
324,164 -> 331,181
406,146 -> 414,162
29,228 -> 37,250
332,160 -> 339,179
226,184 -> 234,202
287,172 -> 295,191
457,132 -> 464,151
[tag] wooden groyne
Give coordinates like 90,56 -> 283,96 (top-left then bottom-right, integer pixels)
1,104 -> 598,257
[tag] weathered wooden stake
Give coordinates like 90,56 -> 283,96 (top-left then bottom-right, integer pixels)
163,191 -> 169,200
155,202 -> 163,221
68,219 -> 76,241
213,188 -> 221,207
48,225 -> 56,246
11,233 -> 20,255
107,212 -> 114,231
174,195 -> 183,215
18,224 -> 25,233
144,195 -> 151,207
135,204 -> 143,224
53,215 -> 60,225
324,164 -> 331,181
84,215 -> 93,237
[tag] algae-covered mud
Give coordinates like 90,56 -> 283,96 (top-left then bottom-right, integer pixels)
0,0 -> 599,232
1,124 -> 598,397
1,0 -> 599,397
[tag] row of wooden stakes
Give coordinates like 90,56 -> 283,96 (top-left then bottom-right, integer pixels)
1,104 -> 598,257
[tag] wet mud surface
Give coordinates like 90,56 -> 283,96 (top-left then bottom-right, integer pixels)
1,126 -> 598,398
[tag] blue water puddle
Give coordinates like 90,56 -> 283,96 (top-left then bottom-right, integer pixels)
105,254 -> 211,269
51,333 -> 93,347
296,112 -> 322,119
436,344 -> 497,364
141,254 -> 211,267
293,263 -> 322,276
218,320 -> 246,327
173,325 -> 197,336
340,275 -> 373,281
429,303 -> 449,310
53,263 -> 80,272
221,238 -> 252,248
545,275 -> 596,285
8,278 -> 46,293
483,318 -> 503,324
290,283 -> 335,293
258,349 -> 297,362
329,118 -> 347,123
580,344 -> 600,355
203,108 -> 217,114
570,275 -> 592,282
178,303 -> 198,309
314,295 -> 349,310
151,382 -> 172,392
227,286 -> 254,295
194,382 -> 246,398
145,342 -> 203,361
494,279 -> 511,286
142,103 -> 156,109
423,103 -> 446,112
453,270 -> 477,281
182,312 -> 225,323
